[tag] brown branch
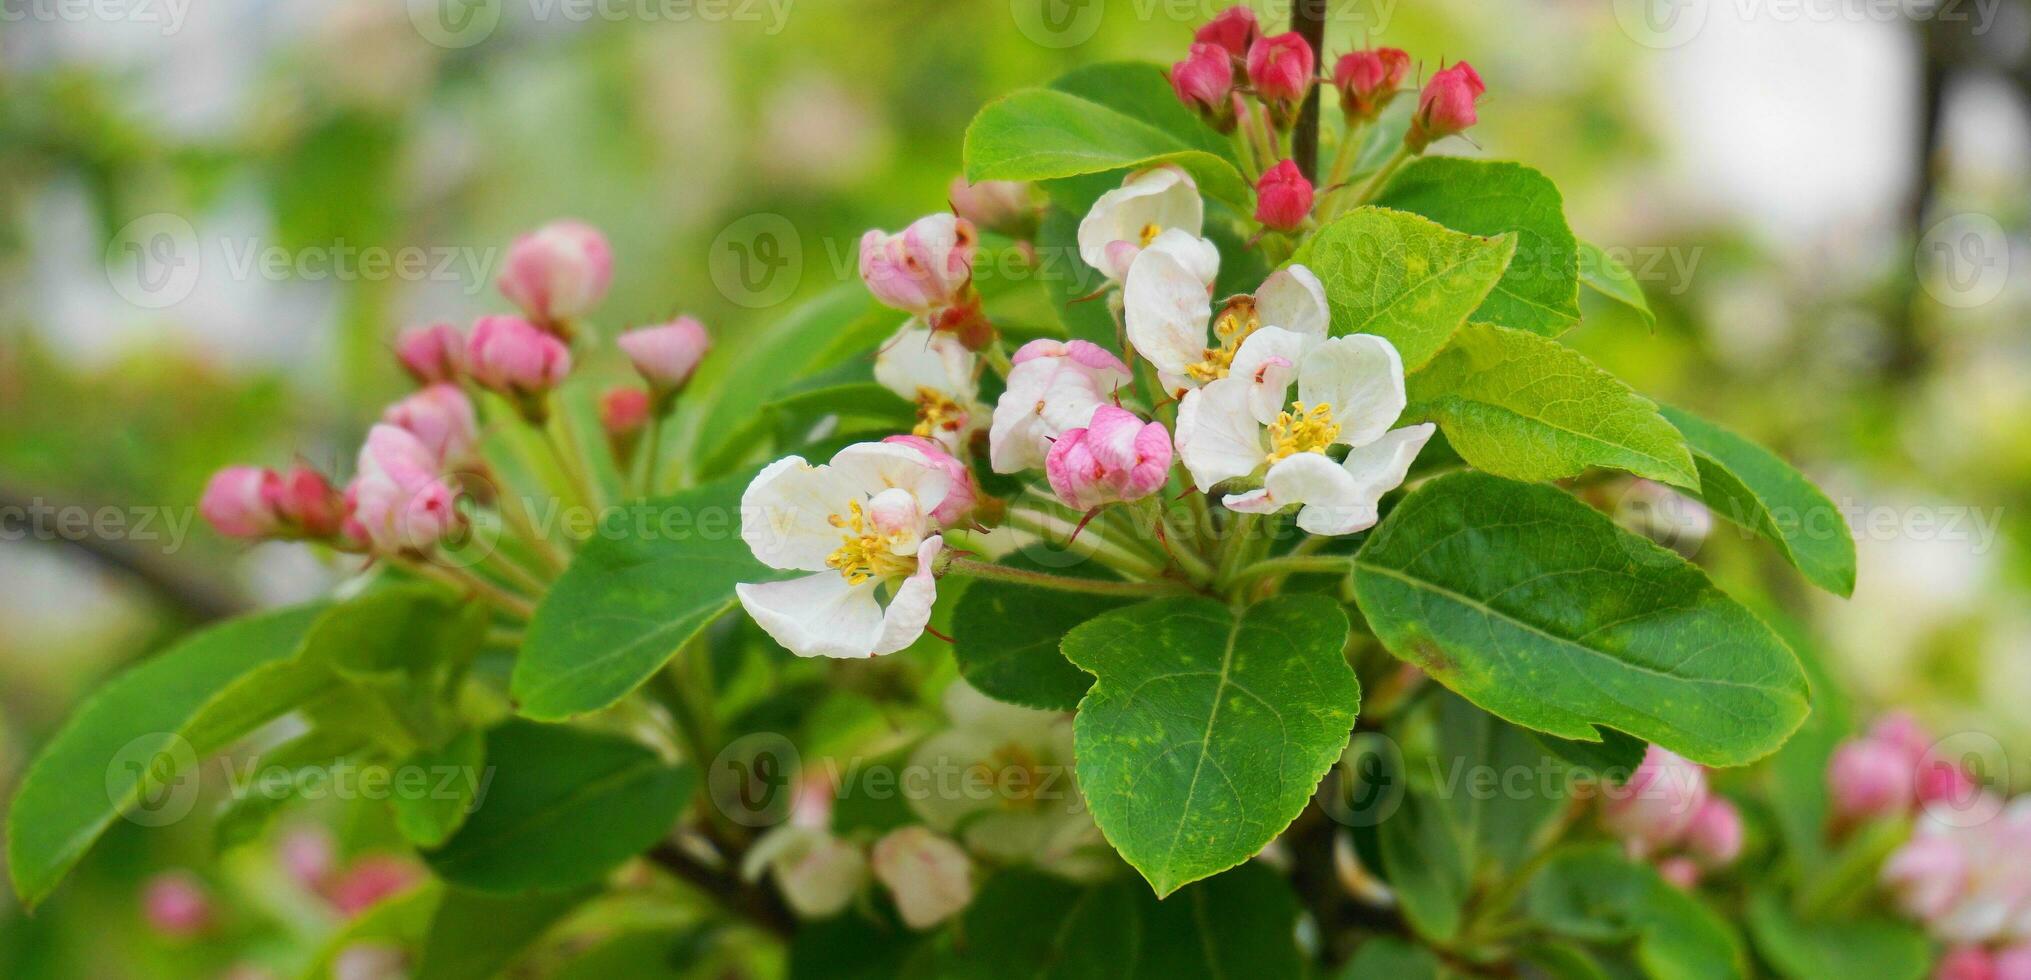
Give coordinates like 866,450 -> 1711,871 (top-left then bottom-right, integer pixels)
644,840 -> 796,940
0,479 -> 247,623
1291,0 -> 1330,183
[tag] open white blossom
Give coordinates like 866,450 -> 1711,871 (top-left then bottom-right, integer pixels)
1126,252 -> 1329,400
1076,165 -> 1205,284
873,323 -> 987,454
1175,328 -> 1434,535
737,443 -> 952,658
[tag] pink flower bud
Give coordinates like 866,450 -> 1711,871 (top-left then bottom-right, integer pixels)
617,316 -> 711,393
1936,947 -> 1998,980
1333,47 -> 1411,119
1883,833 -> 1970,923
1408,61 -> 1486,152
394,322 -> 463,384
142,872 -> 213,938
497,220 -> 612,325
1254,158 -> 1314,231
278,825 -> 336,892
1194,5 -> 1259,57
1247,32 -> 1316,117
202,466 -> 284,539
1684,797 -> 1744,867
382,383 -> 479,471
1656,856 -> 1702,891
1992,944 -> 2031,980
1829,737 -> 1916,821
1916,758 -> 1981,811
1046,406 -> 1172,511
1871,711 -> 1936,766
269,465 -> 347,540
344,425 -> 460,554
1171,43 -> 1236,130
882,434 -> 977,527
859,213 -> 978,317
466,315 -> 572,401
328,855 -> 421,918
600,386 -> 651,436
947,178 -> 1034,237
870,826 -> 974,930
1600,745 -> 1708,854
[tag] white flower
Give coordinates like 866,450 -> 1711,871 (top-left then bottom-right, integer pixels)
1175,328 -> 1434,535
1076,165 -> 1205,284
742,827 -> 868,919
1127,253 -> 1328,400
870,826 -> 974,929
737,443 -> 952,659
873,323 -> 988,455
987,338 -> 1132,474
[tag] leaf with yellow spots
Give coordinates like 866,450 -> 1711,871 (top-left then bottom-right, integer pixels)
1290,207 -> 1516,370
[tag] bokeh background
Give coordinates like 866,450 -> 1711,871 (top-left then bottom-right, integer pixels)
2,0 -> 2027,975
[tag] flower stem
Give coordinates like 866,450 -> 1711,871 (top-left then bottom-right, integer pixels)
1228,553 -> 1352,590
498,489 -> 571,573
393,555 -> 536,619
981,340 -> 1013,379
1337,144 -> 1414,218
543,422 -> 600,535
942,556 -> 1191,597
1005,508 -> 1167,581
481,544 -> 550,595
637,411 -> 666,500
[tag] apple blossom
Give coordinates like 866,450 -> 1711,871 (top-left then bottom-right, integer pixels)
987,338 -> 1133,475
201,464 -> 346,541
278,825 -> 336,892
1175,326 -> 1432,534
1171,42 -> 1236,131
1125,246 -> 1323,398
743,826 -> 868,919
1194,5 -> 1258,57
600,386 -> 651,438
344,425 -> 461,555
1936,947 -> 1998,980
382,383 -> 479,472
870,826 -> 974,930
1046,405 -> 1172,511
948,177 -> 1034,237
1247,32 -> 1315,123
859,213 -> 978,317
466,314 -> 571,412
737,443 -> 953,659
617,316 -> 711,395
882,434 -> 978,527
1254,158 -> 1314,231
1995,944 -> 2031,980
1408,61 -> 1486,152
874,324 -> 988,456
1684,797 -> 1744,867
141,872 -> 213,938
1656,856 -> 1702,891
328,855 -> 421,918
1334,47 -> 1411,120
1830,736 -> 1916,821
1597,745 -> 1709,855
1076,165 -> 1206,284
393,322 -> 463,384
497,220 -> 613,327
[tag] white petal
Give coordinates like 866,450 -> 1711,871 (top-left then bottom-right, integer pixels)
873,323 -> 974,402
1297,333 -> 1406,448
1175,378 -> 1266,489
1263,452 -> 1370,536
1299,423 -> 1435,535
737,574 -> 887,659
1123,244 -> 1213,377
987,355 -> 1120,474
1227,326 -> 1312,425
871,538 -> 943,656
741,456 -> 854,572
1144,227 -> 1220,284
1075,166 -> 1204,281
1220,487 -> 1281,514
829,442 -> 950,519
1255,265 -> 1330,341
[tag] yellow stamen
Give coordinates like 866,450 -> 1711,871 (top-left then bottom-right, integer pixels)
1138,222 -> 1163,246
824,500 -> 918,585
1267,401 -> 1340,462
912,387 -> 968,440
1184,297 -> 1262,383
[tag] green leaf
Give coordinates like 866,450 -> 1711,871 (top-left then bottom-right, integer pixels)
965,87 -> 1249,211
6,604 -> 324,908
1352,472 -> 1809,767
212,727 -> 372,852
391,729 -> 486,848
415,885 -> 594,980
1378,787 -> 1471,941
1527,845 -> 1744,980
1762,617 -> 1849,876
1424,691 -> 1575,872
1745,890 -> 1929,980
1580,242 -> 1657,328
1338,937 -> 1445,980
423,720 -> 691,893
1529,728 -> 1648,784
511,468 -> 789,720
1047,62 -> 1237,166
1063,595 -> 1358,896
1289,207 -> 1516,370
952,555 -> 1134,711
1661,406 -> 1857,596
1405,322 -> 1698,488
790,909 -> 921,980
1134,861 -> 1305,979
1374,158 -> 1582,336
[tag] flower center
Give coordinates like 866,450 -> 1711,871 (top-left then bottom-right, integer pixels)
1267,401 -> 1340,461
1138,222 -> 1163,246
824,500 -> 919,585
911,387 -> 968,439
1184,297 -> 1261,383
970,742 -> 1047,810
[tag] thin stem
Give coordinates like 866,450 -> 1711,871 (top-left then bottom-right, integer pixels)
1338,144 -> 1415,218
481,544 -> 550,596
644,841 -> 793,940
638,411 -> 666,500
1136,498 -> 1216,584
981,340 -> 1013,378
497,489 -> 571,573
1005,508 -> 1167,581
393,555 -> 536,619
1229,554 -> 1352,589
555,410 -> 611,516
542,423 -> 599,535
943,556 -> 1190,597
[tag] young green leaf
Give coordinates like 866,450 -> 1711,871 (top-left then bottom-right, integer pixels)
1661,406 -> 1857,596
6,604 -> 325,909
1579,241 -> 1657,328
964,86 -> 1249,211
1352,472 -> 1809,767
415,885 -> 595,980
1526,845 -> 1744,980
1745,890 -> 1929,980
423,721 -> 692,893
1337,937 -> 1446,980
1289,207 -> 1516,370
391,728 -> 487,848
1378,787 -> 1471,941
1373,158 -> 1582,336
951,555 -> 1135,711
510,467 -> 790,720
1405,322 -> 1699,488
1063,595 -> 1358,896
